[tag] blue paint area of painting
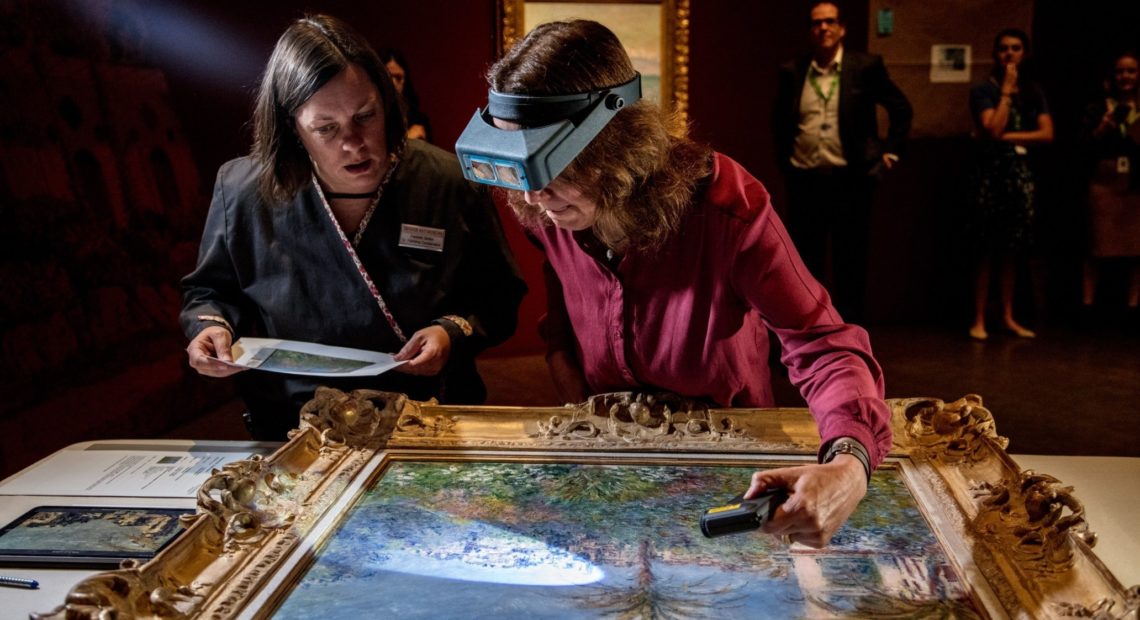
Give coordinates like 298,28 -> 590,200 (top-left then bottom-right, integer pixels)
271,463 -> 977,619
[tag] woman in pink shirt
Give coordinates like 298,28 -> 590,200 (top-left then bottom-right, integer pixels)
456,19 -> 892,548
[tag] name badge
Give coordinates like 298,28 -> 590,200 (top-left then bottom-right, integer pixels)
1118,156 -> 1131,175
399,223 -> 445,252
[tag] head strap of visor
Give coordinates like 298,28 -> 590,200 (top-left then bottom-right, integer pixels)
487,74 -> 641,126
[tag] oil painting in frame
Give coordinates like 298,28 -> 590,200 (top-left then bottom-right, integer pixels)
265,456 -> 977,619
496,0 -> 690,123
33,391 -> 1139,619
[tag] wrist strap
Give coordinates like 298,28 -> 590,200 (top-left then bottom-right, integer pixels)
821,437 -> 872,482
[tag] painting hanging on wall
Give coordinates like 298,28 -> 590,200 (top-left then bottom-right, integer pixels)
496,0 -> 690,122
33,390 -> 1137,619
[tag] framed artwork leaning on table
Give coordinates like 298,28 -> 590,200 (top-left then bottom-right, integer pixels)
31,390 -> 1139,619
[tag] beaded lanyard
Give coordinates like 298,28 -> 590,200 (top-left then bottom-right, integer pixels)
313,155 -> 408,343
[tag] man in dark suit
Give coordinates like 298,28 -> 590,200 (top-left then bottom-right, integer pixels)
774,1 -> 912,323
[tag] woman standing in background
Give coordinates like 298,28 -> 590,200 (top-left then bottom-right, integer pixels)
1081,51 -> 1140,316
967,28 -> 1054,341
379,48 -> 432,142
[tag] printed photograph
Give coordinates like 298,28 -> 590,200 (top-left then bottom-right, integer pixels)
254,348 -> 373,374
0,506 -> 191,562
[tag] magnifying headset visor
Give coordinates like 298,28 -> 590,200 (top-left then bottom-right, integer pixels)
455,73 -> 641,191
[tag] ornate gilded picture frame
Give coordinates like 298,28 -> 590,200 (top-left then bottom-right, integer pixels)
35,391 -> 1138,619
496,0 -> 690,124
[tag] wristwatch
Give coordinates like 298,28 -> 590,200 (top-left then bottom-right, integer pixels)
821,437 -> 872,482
437,314 -> 473,337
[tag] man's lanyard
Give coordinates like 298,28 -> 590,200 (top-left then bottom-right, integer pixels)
808,62 -> 841,106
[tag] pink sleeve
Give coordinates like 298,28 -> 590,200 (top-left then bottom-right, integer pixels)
726,175 -> 893,468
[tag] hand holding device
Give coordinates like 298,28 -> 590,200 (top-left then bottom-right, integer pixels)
699,488 -> 789,538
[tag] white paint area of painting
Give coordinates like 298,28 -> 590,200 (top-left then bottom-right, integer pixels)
370,517 -> 605,586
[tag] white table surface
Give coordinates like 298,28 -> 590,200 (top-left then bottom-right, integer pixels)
1,444 -> 1135,616
0,439 -> 279,616
1010,454 -> 1139,587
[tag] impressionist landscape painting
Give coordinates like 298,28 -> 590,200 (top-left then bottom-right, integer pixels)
270,460 -> 979,619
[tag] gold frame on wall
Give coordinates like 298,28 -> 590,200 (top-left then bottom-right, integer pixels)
496,0 -> 690,124
32,390 -> 1139,619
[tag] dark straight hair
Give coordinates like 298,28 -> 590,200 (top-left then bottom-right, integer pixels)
991,28 -> 1032,83
808,1 -> 845,25
377,48 -> 422,117
251,14 -> 406,203
1108,50 -> 1140,98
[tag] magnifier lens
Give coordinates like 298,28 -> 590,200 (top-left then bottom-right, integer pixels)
495,163 -> 523,187
470,160 -> 496,181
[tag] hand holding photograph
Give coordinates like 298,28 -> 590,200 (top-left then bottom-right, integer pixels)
31,390 -> 1139,619
216,338 -> 405,377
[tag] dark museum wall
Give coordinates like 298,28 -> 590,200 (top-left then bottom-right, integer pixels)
1,0 -> 1138,477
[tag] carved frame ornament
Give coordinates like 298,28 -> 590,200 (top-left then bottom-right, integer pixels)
34,391 -> 1138,619
495,0 -> 690,125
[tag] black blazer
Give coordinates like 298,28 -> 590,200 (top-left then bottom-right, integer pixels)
774,50 -> 913,175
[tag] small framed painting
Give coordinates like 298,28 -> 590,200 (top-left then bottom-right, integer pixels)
930,44 -> 972,83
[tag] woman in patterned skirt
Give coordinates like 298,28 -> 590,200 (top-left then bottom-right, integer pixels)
966,28 -> 1053,340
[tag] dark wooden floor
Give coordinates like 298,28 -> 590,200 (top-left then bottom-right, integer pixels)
167,321 -> 1140,457
822,324 -> 1140,457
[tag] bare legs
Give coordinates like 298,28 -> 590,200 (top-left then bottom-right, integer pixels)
1082,260 -> 1098,307
1083,258 -> 1140,309
970,262 -> 991,340
971,256 -> 1035,340
999,260 -> 1036,337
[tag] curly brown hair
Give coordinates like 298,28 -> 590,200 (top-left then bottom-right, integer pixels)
488,19 -> 711,251
252,14 -> 406,203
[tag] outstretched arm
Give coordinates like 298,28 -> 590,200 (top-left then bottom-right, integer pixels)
729,179 -> 892,547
